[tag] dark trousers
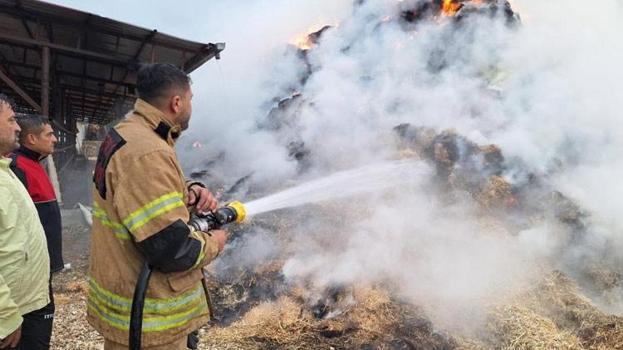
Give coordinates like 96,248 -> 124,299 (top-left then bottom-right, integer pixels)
11,283 -> 54,350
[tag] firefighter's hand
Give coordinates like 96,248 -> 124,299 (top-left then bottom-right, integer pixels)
188,185 -> 218,213
210,229 -> 228,253
0,326 -> 21,349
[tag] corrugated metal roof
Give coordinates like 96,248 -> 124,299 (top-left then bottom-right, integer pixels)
0,0 -> 225,125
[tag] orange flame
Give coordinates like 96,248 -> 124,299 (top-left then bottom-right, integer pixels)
441,0 -> 462,16
293,34 -> 313,51
291,25 -> 329,51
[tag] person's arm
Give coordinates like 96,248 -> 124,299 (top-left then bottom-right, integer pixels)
0,273 -> 22,344
0,190 -> 23,343
112,150 -> 224,273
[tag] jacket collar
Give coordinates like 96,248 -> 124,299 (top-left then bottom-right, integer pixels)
133,99 -> 182,146
14,145 -> 44,161
0,157 -> 9,168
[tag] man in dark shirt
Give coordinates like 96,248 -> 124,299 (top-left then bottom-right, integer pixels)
9,114 -> 63,350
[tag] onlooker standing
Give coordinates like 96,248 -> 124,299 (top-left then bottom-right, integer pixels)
0,94 -> 51,349
10,115 -> 64,273
8,114 -> 64,349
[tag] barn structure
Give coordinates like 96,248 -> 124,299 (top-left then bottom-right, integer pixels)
0,0 -> 224,204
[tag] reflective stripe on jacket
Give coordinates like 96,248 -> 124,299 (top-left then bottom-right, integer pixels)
86,99 -> 221,347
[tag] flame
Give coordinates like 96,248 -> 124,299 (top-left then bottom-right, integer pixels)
293,34 -> 313,51
441,0 -> 462,16
291,25 -> 326,51
440,0 -> 489,16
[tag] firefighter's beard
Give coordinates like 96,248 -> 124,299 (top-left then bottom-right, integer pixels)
179,112 -> 191,131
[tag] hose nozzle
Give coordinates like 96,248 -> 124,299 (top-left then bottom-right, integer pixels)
224,201 -> 246,223
189,201 -> 247,232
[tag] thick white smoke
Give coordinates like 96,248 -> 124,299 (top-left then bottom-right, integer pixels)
195,0 -> 623,328
175,1 -> 354,185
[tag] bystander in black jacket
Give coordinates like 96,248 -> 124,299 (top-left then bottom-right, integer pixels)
10,145 -> 64,273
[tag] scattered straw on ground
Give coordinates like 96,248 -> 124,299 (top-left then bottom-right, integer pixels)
202,287 -> 457,350
488,305 -> 583,350
503,271 -> 623,350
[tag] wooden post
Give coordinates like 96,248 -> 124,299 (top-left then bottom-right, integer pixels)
41,45 -> 63,203
41,46 -> 50,116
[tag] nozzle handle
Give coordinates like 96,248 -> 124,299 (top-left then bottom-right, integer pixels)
189,212 -> 219,232
188,202 -> 244,232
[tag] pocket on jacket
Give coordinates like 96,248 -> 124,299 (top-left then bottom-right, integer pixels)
166,268 -> 203,292
0,247 -> 27,292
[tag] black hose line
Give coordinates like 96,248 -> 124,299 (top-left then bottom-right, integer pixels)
129,261 -> 153,350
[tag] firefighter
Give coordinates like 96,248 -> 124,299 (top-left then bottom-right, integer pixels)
86,64 -> 228,350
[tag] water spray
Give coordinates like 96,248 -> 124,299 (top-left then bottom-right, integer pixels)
130,160 -> 426,349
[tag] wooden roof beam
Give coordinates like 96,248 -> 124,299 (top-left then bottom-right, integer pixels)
0,58 -> 131,87
0,63 -> 41,111
183,42 -> 225,73
0,32 -> 130,67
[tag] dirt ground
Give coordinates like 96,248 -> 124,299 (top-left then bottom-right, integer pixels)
50,224 -> 102,350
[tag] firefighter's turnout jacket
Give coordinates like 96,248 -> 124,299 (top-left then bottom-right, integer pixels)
86,99 -> 221,347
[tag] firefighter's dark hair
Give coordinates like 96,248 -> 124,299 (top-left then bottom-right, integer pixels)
136,63 -> 191,105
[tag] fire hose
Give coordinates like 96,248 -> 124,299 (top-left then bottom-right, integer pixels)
129,201 -> 247,350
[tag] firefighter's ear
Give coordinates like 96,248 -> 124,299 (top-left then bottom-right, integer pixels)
171,95 -> 182,114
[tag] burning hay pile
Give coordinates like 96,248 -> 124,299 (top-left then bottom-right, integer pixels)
197,117 -> 623,348
188,0 -> 623,349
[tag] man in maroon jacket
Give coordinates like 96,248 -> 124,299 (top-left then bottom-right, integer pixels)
9,114 -> 63,350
